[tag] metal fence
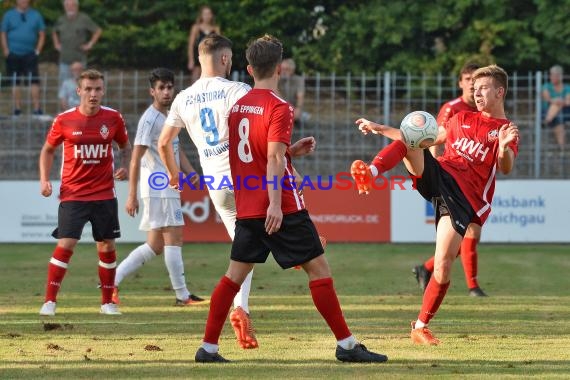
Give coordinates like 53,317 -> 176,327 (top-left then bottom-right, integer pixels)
0,70 -> 567,180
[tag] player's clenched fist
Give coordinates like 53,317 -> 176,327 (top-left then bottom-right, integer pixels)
114,167 -> 128,180
355,118 -> 384,135
40,181 -> 52,197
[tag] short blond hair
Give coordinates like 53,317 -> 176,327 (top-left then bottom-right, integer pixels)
472,64 -> 508,97
78,69 -> 104,86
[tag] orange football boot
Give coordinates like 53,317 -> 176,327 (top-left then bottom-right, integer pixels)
410,321 -> 440,345
350,160 -> 373,194
230,306 -> 258,349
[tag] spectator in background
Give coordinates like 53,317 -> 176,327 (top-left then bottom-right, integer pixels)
1,0 -> 46,116
278,58 -> 307,125
187,5 -> 220,84
542,65 -> 570,154
58,60 -> 82,110
52,0 -> 102,85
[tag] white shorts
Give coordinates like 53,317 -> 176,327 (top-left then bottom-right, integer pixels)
139,197 -> 184,231
207,187 -> 237,240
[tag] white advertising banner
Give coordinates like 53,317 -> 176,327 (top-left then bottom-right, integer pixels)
0,181 -> 143,243
2,180 -> 569,243
391,179 -> 570,243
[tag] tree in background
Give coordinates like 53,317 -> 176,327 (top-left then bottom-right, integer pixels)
7,0 -> 570,74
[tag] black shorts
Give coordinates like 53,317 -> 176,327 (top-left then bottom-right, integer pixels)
230,209 -> 324,269
5,53 -> 40,85
52,199 -> 121,242
413,150 -> 475,236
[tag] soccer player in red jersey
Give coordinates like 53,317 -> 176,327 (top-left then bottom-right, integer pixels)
38,69 -> 131,316
351,65 -> 519,345
414,62 -> 489,297
194,35 -> 388,363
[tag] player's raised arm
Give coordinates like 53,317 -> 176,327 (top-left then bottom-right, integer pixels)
125,144 -> 146,217
265,141 -> 286,235
114,141 -> 131,181
39,142 -> 56,197
158,124 -> 182,189
355,118 -> 402,140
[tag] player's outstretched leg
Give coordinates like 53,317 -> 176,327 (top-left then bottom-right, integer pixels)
40,246 -> 74,316
113,243 -> 158,304
351,140 -> 409,194
230,269 -> 258,349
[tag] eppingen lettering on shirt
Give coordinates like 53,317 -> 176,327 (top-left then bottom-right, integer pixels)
236,105 -> 264,115
451,137 -> 490,161
184,89 -> 226,105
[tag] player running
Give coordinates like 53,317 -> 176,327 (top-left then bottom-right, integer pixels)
158,34 -> 316,350
351,65 -> 519,345
39,69 -> 131,316
193,34 -> 388,363
113,68 -> 207,306
414,62 -> 489,297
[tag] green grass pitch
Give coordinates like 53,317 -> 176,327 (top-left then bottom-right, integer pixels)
0,243 -> 569,379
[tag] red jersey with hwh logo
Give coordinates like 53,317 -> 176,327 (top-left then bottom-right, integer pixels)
228,88 -> 304,219
436,97 -> 477,127
47,106 -> 129,201
438,111 -> 518,223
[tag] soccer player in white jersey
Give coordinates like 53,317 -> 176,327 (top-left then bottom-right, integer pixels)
158,34 -> 316,349
113,68 -> 207,306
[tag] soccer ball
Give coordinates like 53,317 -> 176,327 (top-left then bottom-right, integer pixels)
399,111 -> 438,149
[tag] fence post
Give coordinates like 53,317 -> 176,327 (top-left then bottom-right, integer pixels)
383,71 -> 391,146
534,71 -> 542,178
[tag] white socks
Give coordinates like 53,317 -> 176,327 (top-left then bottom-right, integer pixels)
337,335 -> 357,350
202,342 -> 219,354
115,243 -> 156,286
414,319 -> 426,329
164,245 -> 190,300
370,165 -> 379,177
233,269 -> 253,313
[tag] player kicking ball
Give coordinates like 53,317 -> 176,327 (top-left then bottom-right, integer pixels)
351,65 -> 519,345
193,34 -> 388,363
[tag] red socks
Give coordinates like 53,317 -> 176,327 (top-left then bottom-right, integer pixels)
309,277 -> 351,340
418,278 -> 450,324
460,237 -> 479,289
371,140 -> 408,173
98,250 -> 117,304
423,256 -> 435,272
203,276 -> 241,344
45,246 -> 74,302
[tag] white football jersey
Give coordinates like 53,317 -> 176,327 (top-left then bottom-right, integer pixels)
165,77 -> 250,187
135,105 -> 181,198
